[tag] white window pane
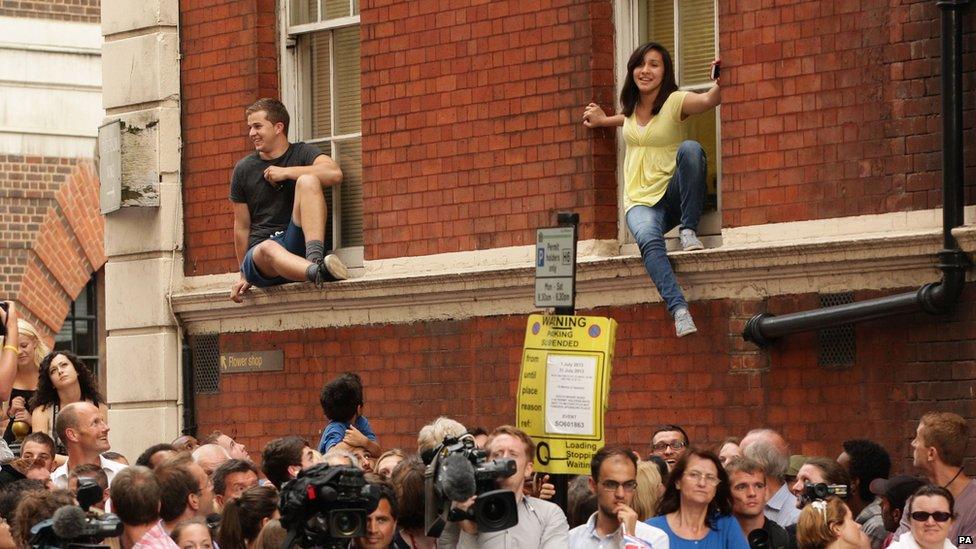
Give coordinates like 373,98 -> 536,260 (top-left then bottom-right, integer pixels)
310,32 -> 333,138
323,0 -> 350,19
336,138 -> 363,247
290,0 -> 317,25
334,26 -> 361,135
678,0 -> 715,86
641,0 -> 674,54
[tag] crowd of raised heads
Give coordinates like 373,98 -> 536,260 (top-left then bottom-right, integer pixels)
0,306 -> 972,549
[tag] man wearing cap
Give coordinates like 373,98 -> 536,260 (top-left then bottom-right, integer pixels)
870,475 -> 925,548
838,439 -> 892,549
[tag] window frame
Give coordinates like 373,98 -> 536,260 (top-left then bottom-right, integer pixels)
614,0 -> 722,245
279,1 -> 364,267
53,275 -> 99,375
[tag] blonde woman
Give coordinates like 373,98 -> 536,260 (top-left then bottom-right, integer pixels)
633,459 -> 665,521
1,320 -> 50,443
797,497 -> 871,549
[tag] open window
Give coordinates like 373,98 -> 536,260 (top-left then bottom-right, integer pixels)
282,0 -> 364,266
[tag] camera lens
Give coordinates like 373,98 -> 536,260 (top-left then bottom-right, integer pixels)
330,510 -> 364,537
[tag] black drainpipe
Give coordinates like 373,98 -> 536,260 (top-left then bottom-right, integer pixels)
743,0 -> 971,347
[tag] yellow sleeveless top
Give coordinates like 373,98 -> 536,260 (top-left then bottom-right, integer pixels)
622,90 -> 689,211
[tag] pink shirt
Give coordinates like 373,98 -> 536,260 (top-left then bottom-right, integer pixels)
132,523 -> 178,549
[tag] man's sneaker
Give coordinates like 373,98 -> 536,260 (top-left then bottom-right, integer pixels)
679,229 -> 704,251
674,308 -> 698,337
317,254 -> 348,282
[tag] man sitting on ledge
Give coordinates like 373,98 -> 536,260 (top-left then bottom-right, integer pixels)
230,98 -> 348,303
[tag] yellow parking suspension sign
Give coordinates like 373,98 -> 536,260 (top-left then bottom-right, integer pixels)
517,314 -> 617,475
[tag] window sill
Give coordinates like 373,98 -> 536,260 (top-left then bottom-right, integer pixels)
169,226 -> 974,334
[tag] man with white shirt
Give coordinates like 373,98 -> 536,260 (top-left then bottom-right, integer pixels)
569,444 -> 669,549
741,429 -> 801,528
51,402 -> 126,489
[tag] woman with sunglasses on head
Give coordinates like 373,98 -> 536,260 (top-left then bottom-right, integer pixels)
888,485 -> 957,549
797,497 -> 870,549
646,448 -> 749,549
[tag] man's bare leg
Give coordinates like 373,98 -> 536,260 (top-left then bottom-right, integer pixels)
292,173 -> 347,281
250,240 -> 313,282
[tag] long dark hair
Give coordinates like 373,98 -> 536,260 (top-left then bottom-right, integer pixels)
656,448 -> 733,530
218,485 -> 279,548
28,351 -> 104,411
620,42 -> 679,117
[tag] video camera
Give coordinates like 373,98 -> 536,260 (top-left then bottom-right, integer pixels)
802,482 -> 848,503
279,463 -> 380,549
424,434 -> 519,538
29,479 -> 122,549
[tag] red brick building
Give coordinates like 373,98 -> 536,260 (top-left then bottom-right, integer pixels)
124,0 -> 976,467
0,1 -> 105,363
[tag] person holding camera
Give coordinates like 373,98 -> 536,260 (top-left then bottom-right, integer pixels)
788,458 -> 852,543
112,465 -> 180,549
438,425 -> 568,548
726,457 -> 792,549
352,479 -> 406,549
568,444 -> 669,548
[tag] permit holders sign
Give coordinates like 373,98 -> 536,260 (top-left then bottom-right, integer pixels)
535,226 -> 575,309
517,314 -> 616,475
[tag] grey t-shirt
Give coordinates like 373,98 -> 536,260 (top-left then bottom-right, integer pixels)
229,142 -> 322,250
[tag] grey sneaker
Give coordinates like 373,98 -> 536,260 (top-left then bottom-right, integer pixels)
674,307 -> 698,337
317,254 -> 348,282
679,229 -> 704,251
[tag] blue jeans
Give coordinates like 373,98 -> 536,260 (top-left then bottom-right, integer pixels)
625,140 -> 706,315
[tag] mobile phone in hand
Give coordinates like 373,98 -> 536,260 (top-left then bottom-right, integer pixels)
710,62 -> 721,81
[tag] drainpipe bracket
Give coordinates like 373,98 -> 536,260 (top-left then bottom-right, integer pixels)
743,313 -> 775,348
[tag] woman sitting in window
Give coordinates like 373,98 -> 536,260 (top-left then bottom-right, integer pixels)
28,351 -> 107,455
583,42 -> 721,337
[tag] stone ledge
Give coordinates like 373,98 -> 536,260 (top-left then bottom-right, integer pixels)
169,226 -> 976,333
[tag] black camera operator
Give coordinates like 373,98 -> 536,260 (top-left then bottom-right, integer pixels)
438,426 -> 568,549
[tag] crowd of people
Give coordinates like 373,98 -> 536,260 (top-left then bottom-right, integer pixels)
0,310 -> 972,549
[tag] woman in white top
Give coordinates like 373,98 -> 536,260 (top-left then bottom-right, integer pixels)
889,485 -> 957,549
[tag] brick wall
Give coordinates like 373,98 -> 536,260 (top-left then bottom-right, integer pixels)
0,155 -> 105,341
179,0 -> 617,274
180,0 -> 279,276
0,0 -> 99,23
180,0 -> 974,274
719,0 -> 976,227
196,283 -> 976,472
359,0 -> 617,259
